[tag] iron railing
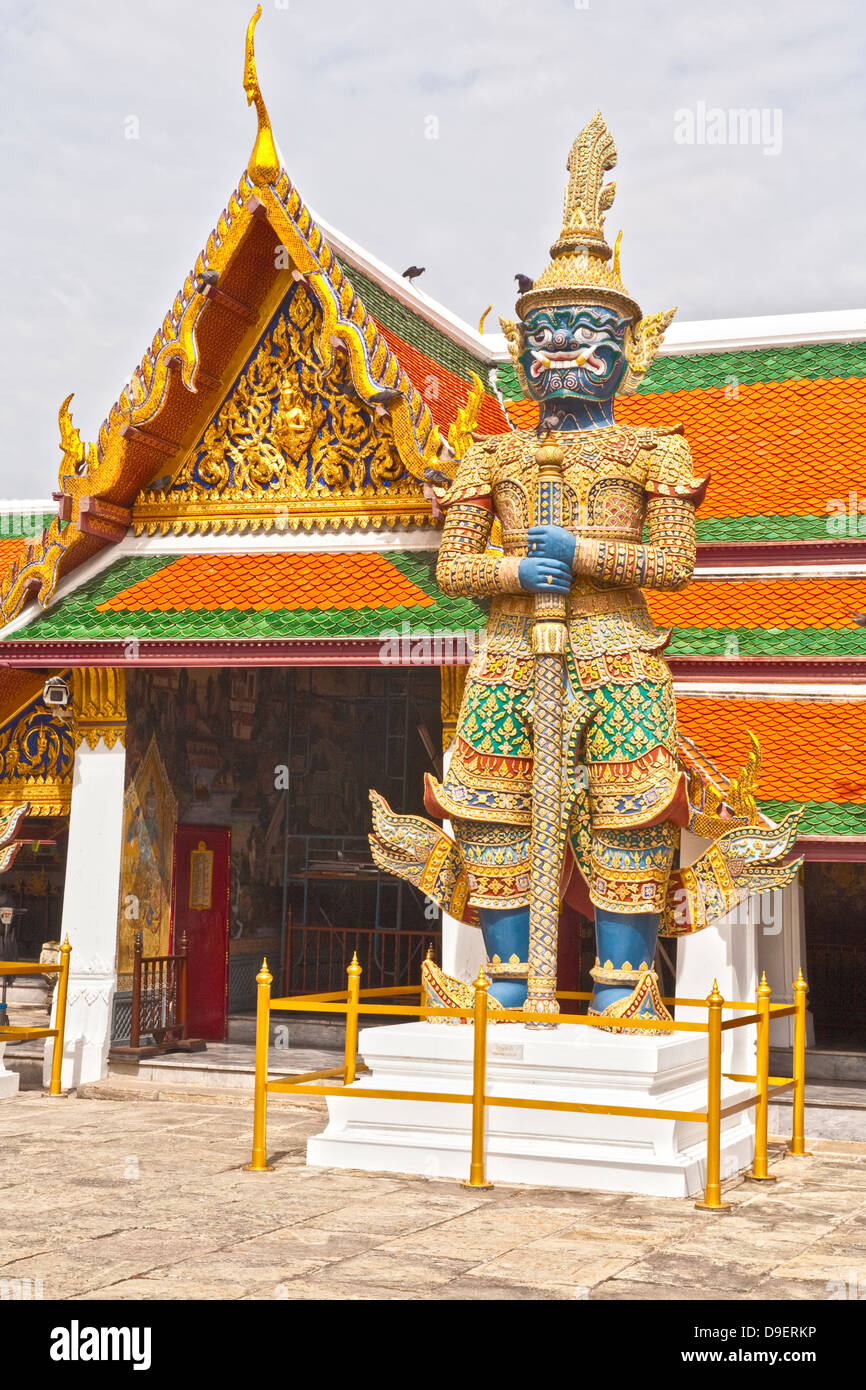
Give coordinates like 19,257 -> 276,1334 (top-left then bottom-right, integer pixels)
283,923 -> 439,996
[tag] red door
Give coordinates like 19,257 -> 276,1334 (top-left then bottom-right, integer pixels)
170,825 -> 231,1041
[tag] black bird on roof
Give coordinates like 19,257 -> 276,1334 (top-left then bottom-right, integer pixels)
195,269 -> 219,292
402,265 -> 425,285
853,613 -> 866,627
515,273 -> 534,295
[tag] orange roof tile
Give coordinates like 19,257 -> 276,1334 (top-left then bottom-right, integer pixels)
648,576 -> 866,631
97,554 -> 436,614
375,322 -> 509,436
676,696 -> 866,804
504,377 -> 866,521
0,537 -> 28,574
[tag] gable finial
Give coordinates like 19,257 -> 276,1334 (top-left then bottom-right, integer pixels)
244,7 -> 280,186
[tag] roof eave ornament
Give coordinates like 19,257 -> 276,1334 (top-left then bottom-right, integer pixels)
244,6 -> 281,187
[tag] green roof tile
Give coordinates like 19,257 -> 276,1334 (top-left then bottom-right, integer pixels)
761,799 -> 866,838
3,552 -> 488,644
665,627 -> 866,658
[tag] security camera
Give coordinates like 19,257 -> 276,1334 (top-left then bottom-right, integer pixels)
43,676 -> 71,708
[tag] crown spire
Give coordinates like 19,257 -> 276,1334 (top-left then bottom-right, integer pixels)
514,111 -> 640,323
503,113 -> 677,395
553,110 -> 617,261
244,7 -> 280,186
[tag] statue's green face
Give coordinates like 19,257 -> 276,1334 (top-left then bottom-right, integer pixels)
519,305 -> 631,402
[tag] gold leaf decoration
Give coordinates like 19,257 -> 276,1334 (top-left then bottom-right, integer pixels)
728,730 -> 762,825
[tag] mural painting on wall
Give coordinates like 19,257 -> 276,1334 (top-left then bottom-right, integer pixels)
124,668 -> 293,948
117,733 -> 177,979
120,666 -> 437,954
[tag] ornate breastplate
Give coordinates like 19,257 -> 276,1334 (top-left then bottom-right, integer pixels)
492,428 -> 653,554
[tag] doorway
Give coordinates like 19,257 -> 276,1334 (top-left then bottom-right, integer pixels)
170,824 -> 231,1040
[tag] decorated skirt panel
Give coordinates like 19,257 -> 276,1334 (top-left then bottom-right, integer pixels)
430,661 -> 684,910
451,818 -> 532,910
586,823 -> 678,915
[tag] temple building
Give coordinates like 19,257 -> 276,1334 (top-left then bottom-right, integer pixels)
0,23 -> 863,1088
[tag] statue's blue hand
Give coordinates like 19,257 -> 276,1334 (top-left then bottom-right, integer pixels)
527,524 -> 577,569
518,557 -> 572,594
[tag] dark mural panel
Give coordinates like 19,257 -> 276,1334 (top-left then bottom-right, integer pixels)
121,665 -> 441,988
804,862 -> 866,1041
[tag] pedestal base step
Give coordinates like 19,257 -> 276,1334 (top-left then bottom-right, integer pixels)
307,1022 -> 756,1199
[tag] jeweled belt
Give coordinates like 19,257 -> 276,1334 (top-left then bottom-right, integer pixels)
493,588 -> 644,617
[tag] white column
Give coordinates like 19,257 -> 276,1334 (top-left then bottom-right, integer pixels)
757,875 -> 815,1050
44,734 -> 126,1089
675,830 -> 759,1075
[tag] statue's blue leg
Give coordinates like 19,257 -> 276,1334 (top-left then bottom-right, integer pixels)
478,905 -> 530,1006
591,908 -> 664,1018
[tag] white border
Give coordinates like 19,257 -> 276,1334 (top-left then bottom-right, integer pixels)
311,213 -> 866,361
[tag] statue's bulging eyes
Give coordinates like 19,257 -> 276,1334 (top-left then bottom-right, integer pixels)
528,327 -> 552,348
577,325 -> 595,341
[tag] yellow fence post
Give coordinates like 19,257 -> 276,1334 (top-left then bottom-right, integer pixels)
748,972 -> 776,1182
695,980 -> 731,1212
47,936 -> 71,1098
244,958 -> 274,1172
462,970 -> 493,1190
788,968 -> 811,1157
344,951 -> 362,1085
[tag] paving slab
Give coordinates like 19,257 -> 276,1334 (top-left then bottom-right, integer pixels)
0,1091 -> 864,1301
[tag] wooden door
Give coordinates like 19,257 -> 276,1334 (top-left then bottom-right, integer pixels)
170,825 -> 231,1040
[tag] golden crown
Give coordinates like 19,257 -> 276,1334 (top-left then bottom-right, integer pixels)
504,112 -> 676,395
515,111 -> 640,322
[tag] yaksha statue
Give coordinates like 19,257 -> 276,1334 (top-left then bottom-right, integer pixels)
371,112 -> 800,1028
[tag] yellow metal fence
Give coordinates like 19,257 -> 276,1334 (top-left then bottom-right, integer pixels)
244,952 -> 809,1210
0,936 -> 71,1097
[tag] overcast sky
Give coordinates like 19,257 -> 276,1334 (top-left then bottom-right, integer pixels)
0,0 -> 863,498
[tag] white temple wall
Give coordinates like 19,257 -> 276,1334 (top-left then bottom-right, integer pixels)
757,873 -> 815,1050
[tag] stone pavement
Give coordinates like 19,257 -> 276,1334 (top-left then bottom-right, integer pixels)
0,1090 -> 864,1301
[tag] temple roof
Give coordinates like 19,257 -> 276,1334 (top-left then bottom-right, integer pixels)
676,694 -> 866,841
499,338 -> 866,549
0,16 -> 862,850
0,551 -> 483,645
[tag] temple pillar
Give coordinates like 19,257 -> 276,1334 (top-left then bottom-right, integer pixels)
44,670 -> 126,1089
674,829 -> 758,1076
759,872 -> 815,1052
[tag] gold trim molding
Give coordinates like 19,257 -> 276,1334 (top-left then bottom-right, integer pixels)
72,668 -> 127,750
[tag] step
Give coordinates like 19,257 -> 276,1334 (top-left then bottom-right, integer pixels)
108,1041 -> 344,1091
77,1074 -> 328,1109
771,1045 -> 866,1083
227,1011 -> 393,1050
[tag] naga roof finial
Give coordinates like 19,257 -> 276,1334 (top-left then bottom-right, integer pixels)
244,6 -> 281,186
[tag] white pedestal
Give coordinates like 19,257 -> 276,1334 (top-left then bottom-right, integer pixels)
307,1022 -> 755,1198
0,1043 -> 20,1099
